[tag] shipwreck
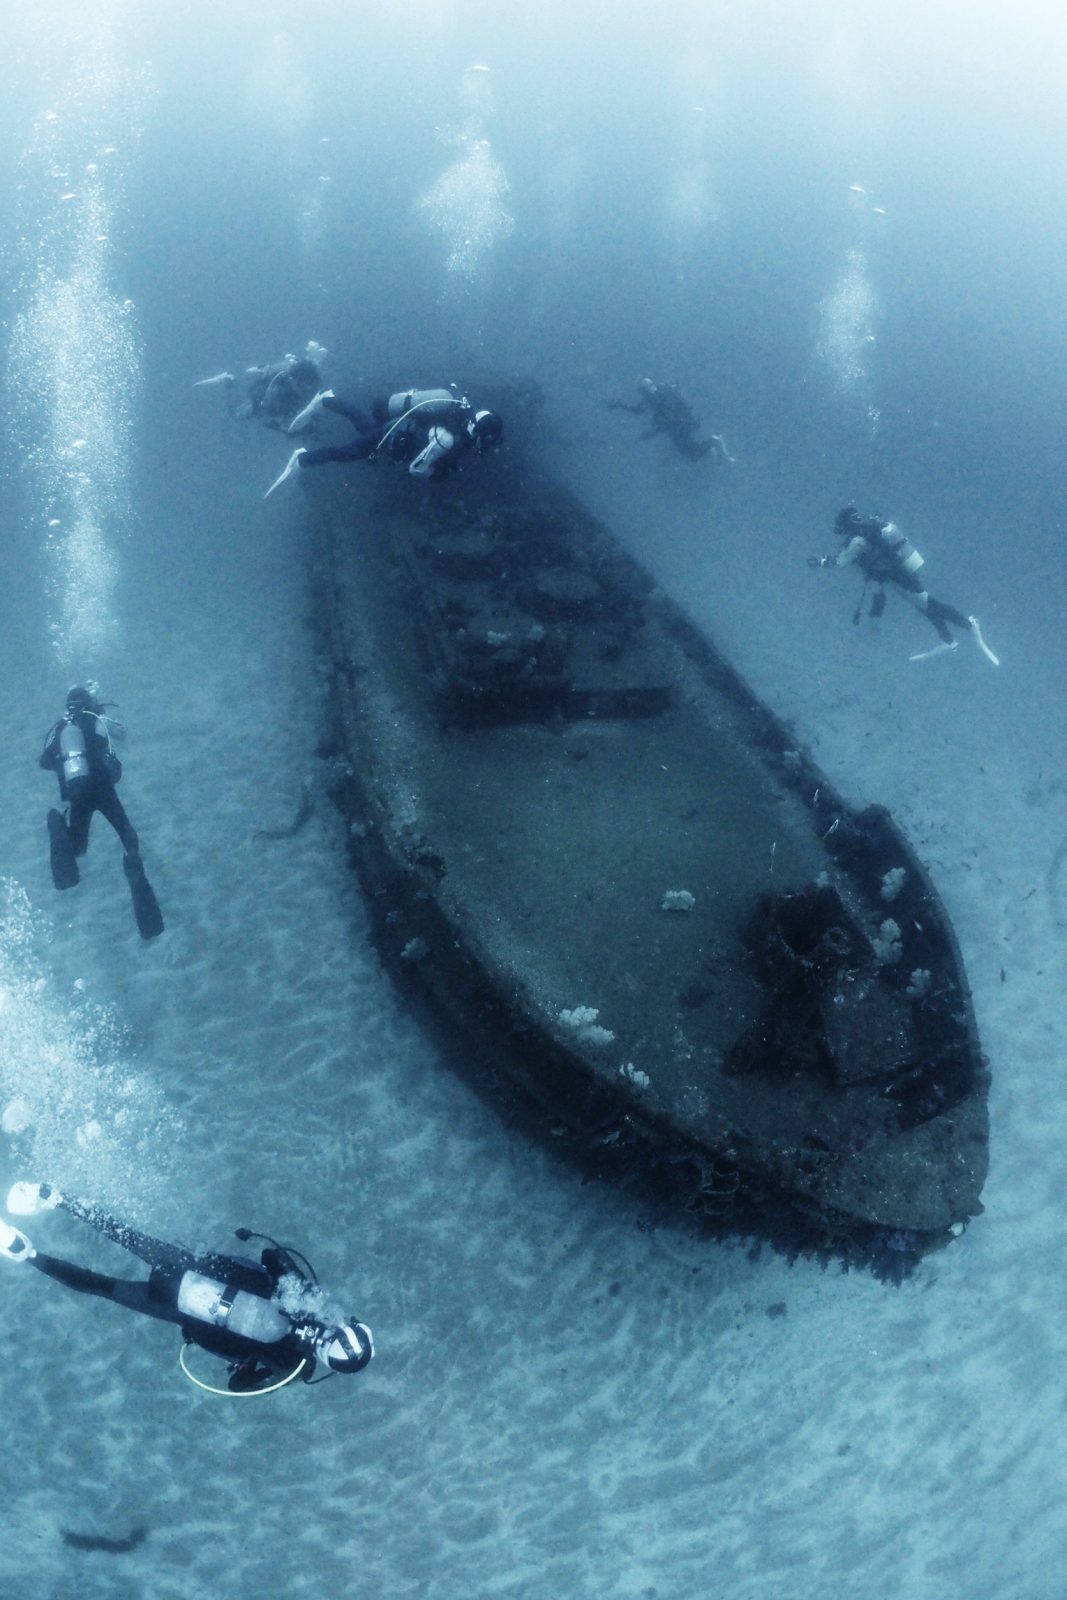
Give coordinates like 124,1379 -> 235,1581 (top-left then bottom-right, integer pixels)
304,406 -> 989,1274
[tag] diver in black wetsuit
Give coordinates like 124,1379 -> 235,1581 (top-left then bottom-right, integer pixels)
607,378 -> 730,463
0,1184 -> 374,1394
193,342 -> 327,432
240,356 -> 323,429
810,506 -> 1000,664
40,684 -> 163,936
264,385 -> 504,495
41,685 -> 136,857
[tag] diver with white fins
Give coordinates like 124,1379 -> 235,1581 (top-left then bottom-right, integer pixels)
265,384 -> 504,496
0,1183 -> 374,1396
40,683 -> 164,939
810,506 -> 1000,665
607,377 -> 732,464
193,340 -> 328,432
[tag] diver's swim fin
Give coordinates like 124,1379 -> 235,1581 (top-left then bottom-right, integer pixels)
123,851 -> 164,940
47,809 -> 79,890
7,1182 -> 62,1217
264,448 -> 307,498
287,387 -> 334,435
968,616 -> 1000,667
909,640 -> 959,662
0,1221 -> 35,1262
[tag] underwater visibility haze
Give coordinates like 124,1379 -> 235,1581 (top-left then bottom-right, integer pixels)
1,2 -> 1066,1596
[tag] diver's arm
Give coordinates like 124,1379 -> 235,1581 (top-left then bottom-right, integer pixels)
810,536 -> 867,570
834,536 -> 867,568
39,724 -> 60,769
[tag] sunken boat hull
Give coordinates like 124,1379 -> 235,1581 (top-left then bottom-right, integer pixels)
307,435 -> 989,1266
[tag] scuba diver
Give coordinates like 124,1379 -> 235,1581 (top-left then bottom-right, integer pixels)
264,385 -> 504,496
0,1183 -> 373,1396
193,341 -> 327,432
810,506 -> 1000,665
40,683 -> 164,939
607,378 -> 732,464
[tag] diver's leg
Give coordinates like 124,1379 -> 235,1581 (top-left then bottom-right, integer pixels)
321,395 -> 376,434
94,786 -> 139,855
30,1251 -> 182,1325
30,1250 -> 149,1307
299,436 -> 376,468
57,1195 -> 197,1274
894,584 -> 955,657
898,585 -> 953,644
42,1193 -> 261,1289
926,596 -> 971,634
666,426 -> 706,460
918,598 -> 954,644
67,792 -> 93,856
298,397 -> 377,466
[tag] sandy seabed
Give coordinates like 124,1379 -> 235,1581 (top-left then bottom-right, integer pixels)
0,414 -> 1064,1600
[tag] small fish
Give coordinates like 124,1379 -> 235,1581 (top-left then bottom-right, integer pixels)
61,1526 -> 148,1554
872,206 -> 887,216
849,184 -> 866,194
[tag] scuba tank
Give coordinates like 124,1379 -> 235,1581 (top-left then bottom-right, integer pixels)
877,522 -> 924,576
59,721 -> 91,786
376,389 -> 469,467
387,387 -> 469,424
177,1271 -> 292,1344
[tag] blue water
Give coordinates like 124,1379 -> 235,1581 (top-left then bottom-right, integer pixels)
2,5 -> 1065,1597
